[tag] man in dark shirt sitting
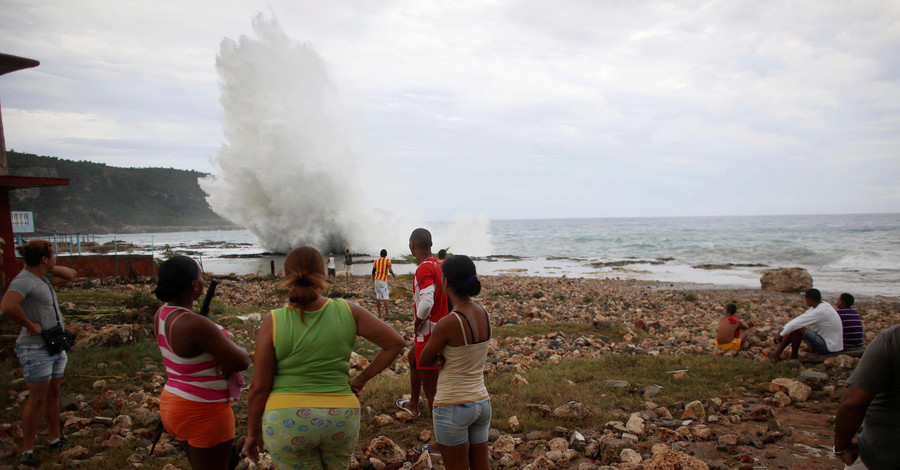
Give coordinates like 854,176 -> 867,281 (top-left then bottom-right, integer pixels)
837,293 -> 864,351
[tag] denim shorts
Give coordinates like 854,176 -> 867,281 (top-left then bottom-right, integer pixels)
802,329 -> 831,354
14,343 -> 68,383
432,398 -> 491,446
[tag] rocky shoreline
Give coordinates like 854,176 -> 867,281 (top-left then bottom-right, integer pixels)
2,273 -> 899,470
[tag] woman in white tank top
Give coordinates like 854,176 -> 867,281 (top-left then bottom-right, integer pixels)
420,255 -> 491,470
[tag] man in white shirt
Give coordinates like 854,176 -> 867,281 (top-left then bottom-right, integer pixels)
765,288 -> 843,362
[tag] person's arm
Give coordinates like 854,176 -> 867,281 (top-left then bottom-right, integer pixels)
389,266 -> 396,280
779,307 -> 821,337
834,386 -> 874,464
244,313 -> 276,464
347,302 -> 404,395
738,319 -> 751,330
0,290 -> 40,335
50,266 -> 77,285
191,316 -> 251,373
418,318 -> 451,368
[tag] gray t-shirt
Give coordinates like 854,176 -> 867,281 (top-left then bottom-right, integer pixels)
9,270 -> 64,346
848,324 -> 900,470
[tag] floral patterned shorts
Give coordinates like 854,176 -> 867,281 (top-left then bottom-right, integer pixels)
263,407 -> 360,469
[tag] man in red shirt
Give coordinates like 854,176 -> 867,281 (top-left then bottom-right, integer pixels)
396,228 -> 448,418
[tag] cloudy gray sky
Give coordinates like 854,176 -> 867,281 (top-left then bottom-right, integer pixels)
1,0 -> 898,220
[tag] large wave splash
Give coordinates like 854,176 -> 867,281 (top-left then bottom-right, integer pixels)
200,14 -> 492,257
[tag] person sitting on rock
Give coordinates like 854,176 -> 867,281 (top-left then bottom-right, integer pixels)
836,293 -> 864,352
714,303 -> 752,352
765,288 -> 843,362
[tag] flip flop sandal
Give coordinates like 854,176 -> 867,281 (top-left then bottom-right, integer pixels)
763,350 -> 777,363
413,444 -> 440,456
396,398 -> 420,418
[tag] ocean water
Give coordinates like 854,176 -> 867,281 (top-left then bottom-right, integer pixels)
87,213 -> 900,298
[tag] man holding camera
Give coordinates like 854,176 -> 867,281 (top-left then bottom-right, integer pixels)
1,240 -> 77,466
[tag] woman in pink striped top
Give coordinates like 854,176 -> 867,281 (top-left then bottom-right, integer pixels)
154,256 -> 251,470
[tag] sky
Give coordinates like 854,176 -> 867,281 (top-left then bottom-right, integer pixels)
1,0 -> 899,221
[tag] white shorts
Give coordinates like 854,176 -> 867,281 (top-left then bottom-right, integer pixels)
374,280 -> 390,300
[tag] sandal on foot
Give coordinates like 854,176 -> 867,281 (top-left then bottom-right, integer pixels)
396,398 -> 420,418
413,444 -> 440,456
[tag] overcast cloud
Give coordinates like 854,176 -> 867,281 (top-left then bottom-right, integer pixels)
1,0 -> 898,220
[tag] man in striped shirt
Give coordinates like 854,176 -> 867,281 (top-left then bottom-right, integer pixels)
372,249 -> 396,317
837,293 -> 864,351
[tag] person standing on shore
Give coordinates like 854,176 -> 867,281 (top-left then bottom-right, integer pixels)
765,288 -> 843,362
396,228 -> 449,418
836,293 -> 864,352
372,249 -> 396,318
153,256 -> 251,470
1,240 -> 77,467
344,248 -> 353,276
419,255 -> 492,469
327,253 -> 336,278
243,246 -> 403,469
833,324 -> 900,469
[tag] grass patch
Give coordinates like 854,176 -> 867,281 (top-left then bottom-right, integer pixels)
486,355 -> 793,432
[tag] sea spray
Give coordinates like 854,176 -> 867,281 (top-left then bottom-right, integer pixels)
200,13 -> 492,256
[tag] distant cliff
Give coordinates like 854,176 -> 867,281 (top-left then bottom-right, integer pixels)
6,151 -> 232,234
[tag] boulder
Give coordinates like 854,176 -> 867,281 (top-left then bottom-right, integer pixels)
760,268 -> 813,293
364,436 -> 406,463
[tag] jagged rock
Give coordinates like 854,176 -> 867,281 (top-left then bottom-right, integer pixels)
414,450 -> 432,469
643,445 -> 709,469
747,406 -> 775,421
619,448 -> 642,463
419,430 -> 432,442
584,439 -> 601,458
374,414 -> 393,426
770,378 -> 795,393
60,445 -> 91,461
599,438 -> 630,465
788,381 -> 812,402
509,415 -> 520,432
773,391 -> 791,407
365,436 -> 406,463
523,456 -> 553,470
548,437 -> 568,452
681,400 -> 705,420
797,369 -> 829,389
691,424 -> 712,440
760,268 -> 813,293
717,434 -> 738,446
493,435 -> 522,453
553,401 -> 587,419
824,355 -> 858,369
625,414 -> 645,435
512,374 -> 530,386
657,427 -> 680,441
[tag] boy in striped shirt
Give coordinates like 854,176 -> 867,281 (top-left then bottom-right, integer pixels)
372,249 -> 396,317
836,293 -> 864,351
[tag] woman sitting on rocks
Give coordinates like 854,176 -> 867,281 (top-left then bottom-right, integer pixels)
419,254 -> 492,470
243,246 -> 404,469
154,255 -> 251,470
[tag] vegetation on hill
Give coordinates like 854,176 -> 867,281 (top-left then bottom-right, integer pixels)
6,151 -> 231,233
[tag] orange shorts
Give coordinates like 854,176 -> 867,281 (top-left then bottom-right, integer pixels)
414,334 -> 439,371
159,389 -> 235,448
715,337 -> 742,352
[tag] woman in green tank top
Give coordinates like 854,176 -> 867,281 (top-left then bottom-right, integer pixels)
243,246 -> 404,469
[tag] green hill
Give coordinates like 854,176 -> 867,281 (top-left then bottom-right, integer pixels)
6,151 -> 232,233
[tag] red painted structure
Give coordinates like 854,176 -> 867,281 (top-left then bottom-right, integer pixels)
17,254 -> 156,279
1,53 -> 70,288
